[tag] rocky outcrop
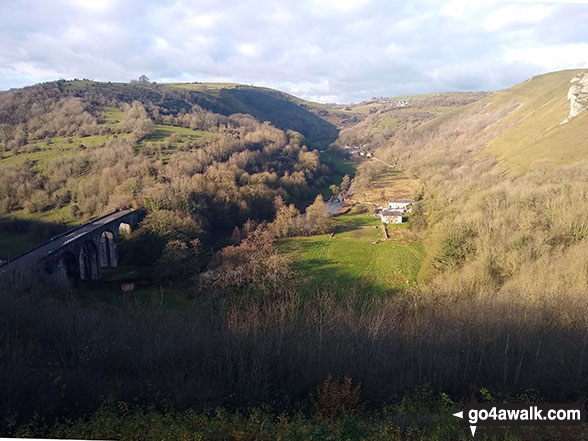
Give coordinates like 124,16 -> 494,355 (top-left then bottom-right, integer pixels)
561,72 -> 588,125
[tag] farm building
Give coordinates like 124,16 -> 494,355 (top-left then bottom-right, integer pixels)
388,199 -> 414,211
380,209 -> 404,224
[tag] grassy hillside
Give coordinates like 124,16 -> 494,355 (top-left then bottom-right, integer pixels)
0,134 -> 116,170
61,80 -> 339,149
482,69 -> 588,171
0,79 -> 342,260
398,69 -> 588,173
338,92 -> 488,147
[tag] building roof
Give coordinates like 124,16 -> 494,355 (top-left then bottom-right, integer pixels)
381,209 -> 404,216
390,199 -> 414,204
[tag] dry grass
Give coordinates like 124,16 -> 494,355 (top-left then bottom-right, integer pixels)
352,162 -> 421,206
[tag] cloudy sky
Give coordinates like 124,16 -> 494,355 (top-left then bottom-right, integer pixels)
1,0 -> 588,102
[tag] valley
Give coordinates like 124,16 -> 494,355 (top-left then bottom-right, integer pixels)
2,70 -> 588,440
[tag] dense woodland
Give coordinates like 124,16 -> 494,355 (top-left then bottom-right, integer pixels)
0,81 -> 335,247
1,78 -> 588,440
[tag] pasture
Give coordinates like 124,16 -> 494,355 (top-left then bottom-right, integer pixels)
277,207 -> 423,297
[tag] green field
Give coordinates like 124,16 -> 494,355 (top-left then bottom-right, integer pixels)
100,106 -> 124,123
277,208 -> 423,297
374,115 -> 399,133
141,124 -> 212,161
0,135 -> 114,170
146,124 -> 210,143
164,82 -> 240,92
0,207 -> 81,259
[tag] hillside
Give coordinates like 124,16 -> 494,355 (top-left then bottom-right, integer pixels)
0,79 -> 344,259
397,69 -> 588,173
346,69 -> 588,291
4,71 -> 588,440
339,69 -> 588,175
336,91 -> 489,148
482,69 -> 588,171
61,80 -> 339,149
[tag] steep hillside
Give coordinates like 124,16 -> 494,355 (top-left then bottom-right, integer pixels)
403,69 -> 588,173
337,92 -> 489,149
0,79 -> 343,258
60,80 -> 339,149
352,69 -> 588,294
482,69 -> 588,171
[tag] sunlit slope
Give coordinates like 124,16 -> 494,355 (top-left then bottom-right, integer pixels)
162,83 -> 340,148
61,80 -> 339,149
483,69 -> 588,172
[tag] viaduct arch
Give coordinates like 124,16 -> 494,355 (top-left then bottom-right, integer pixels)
0,209 -> 141,286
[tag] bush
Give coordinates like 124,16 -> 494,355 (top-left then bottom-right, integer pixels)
312,375 -> 363,418
25,190 -> 51,213
436,225 -> 476,269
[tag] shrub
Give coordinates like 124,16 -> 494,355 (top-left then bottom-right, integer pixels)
312,375 -> 362,418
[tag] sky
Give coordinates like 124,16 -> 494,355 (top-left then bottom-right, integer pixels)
1,0 -> 588,103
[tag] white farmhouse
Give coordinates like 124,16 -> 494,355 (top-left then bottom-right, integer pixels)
380,209 -> 404,224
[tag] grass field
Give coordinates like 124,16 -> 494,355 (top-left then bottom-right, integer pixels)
100,106 -> 124,124
0,135 -> 113,170
0,210 -> 76,259
277,206 -> 423,297
164,82 -> 240,92
82,278 -> 193,310
141,124 -> 212,161
146,124 -> 210,143
0,231 -> 43,260
0,207 -> 81,259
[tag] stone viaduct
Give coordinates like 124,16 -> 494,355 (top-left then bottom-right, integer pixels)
0,209 -> 141,287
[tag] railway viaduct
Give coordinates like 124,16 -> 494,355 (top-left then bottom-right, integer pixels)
0,209 -> 141,287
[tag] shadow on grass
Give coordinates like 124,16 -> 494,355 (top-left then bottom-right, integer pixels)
0,217 -> 70,260
289,250 -> 401,304
334,224 -> 380,233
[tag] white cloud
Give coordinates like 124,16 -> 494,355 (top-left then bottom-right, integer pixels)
190,13 -> 218,30
503,43 -> 588,71
483,3 -> 553,30
441,0 -> 490,17
236,43 -> 260,57
66,0 -> 117,14
154,37 -> 170,50
502,0 -> 588,3
307,0 -> 373,14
